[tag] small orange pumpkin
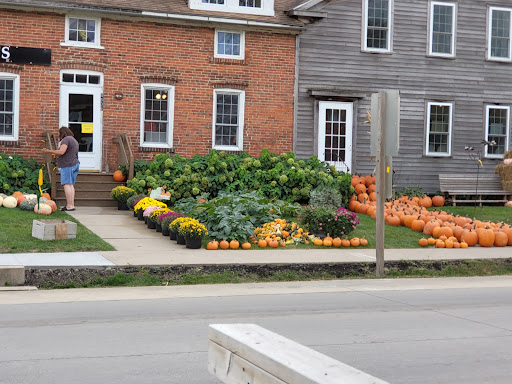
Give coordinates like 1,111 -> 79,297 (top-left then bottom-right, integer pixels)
113,170 -> 126,182
341,238 -> 351,247
359,237 -> 368,246
219,240 -> 230,249
269,240 -> 279,248
432,195 -> 445,207
241,242 -> 251,249
206,241 -> 219,250
257,239 -> 267,248
418,238 -> 428,247
350,237 -> 360,247
332,237 -> 342,247
229,240 -> 240,249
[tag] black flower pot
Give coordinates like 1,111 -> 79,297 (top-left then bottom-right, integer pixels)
117,201 -> 129,211
185,237 -> 202,249
162,226 -> 169,236
156,222 -> 162,233
147,220 -> 156,230
176,233 -> 186,245
170,230 -> 177,241
137,210 -> 144,220
133,210 -> 137,217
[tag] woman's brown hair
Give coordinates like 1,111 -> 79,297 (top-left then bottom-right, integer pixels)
59,126 -> 74,140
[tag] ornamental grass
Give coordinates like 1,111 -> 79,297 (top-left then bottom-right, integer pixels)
177,218 -> 208,239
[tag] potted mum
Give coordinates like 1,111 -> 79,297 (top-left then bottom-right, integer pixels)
160,211 -> 183,237
110,186 -> 136,210
127,193 -> 146,217
149,208 -> 172,232
169,217 -> 191,244
177,218 -> 208,249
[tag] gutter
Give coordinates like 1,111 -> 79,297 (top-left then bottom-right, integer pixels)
0,1 -> 302,30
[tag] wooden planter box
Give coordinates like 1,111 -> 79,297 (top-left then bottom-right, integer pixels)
32,219 -> 77,241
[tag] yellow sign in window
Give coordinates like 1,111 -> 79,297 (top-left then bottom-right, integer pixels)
82,123 -> 93,134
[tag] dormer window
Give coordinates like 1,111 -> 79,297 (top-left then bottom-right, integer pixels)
190,0 -> 274,16
62,15 -> 103,49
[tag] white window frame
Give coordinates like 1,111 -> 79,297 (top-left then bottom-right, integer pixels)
214,30 -> 245,60
189,0 -> 274,16
139,84 -> 175,149
212,89 -> 245,151
362,0 -> 393,53
61,15 -> 104,49
485,105 -> 510,158
0,73 -> 20,142
487,6 -> 512,62
428,1 -> 456,58
426,101 -> 453,157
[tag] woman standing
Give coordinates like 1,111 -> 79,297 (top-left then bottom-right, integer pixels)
43,127 -> 80,211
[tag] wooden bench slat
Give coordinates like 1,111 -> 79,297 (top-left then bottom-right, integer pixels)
438,173 -> 510,206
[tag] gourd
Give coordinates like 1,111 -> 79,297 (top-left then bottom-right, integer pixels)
20,199 -> 37,211
3,196 -> 17,208
34,203 -> 52,215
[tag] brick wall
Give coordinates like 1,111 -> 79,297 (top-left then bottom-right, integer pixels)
0,8 -> 296,170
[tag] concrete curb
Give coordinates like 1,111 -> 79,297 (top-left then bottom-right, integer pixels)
0,266 -> 25,286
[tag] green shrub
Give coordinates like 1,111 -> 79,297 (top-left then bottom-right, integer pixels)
298,206 -> 360,238
0,153 -> 50,194
308,185 -> 344,209
395,186 -> 424,198
126,149 -> 352,204
175,190 -> 281,242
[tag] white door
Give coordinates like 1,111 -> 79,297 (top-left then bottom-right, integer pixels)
59,71 -> 103,171
318,101 -> 353,173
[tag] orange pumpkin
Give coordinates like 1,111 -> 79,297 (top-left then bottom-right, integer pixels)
219,240 -> 230,249
411,219 -> 425,232
494,231 -> 508,247
322,238 -> 332,247
432,195 -> 445,207
332,237 -> 342,247
313,238 -> 323,246
16,194 -> 26,206
478,227 -> 495,247
206,241 -> 219,250
113,170 -> 126,182
241,242 -> 251,249
257,239 -> 267,248
280,230 -> 289,238
269,240 -> 279,248
427,237 -> 436,245
435,240 -> 446,248
46,200 -> 58,213
42,192 -> 51,200
461,229 -> 478,247
341,238 -> 351,247
229,240 -> 240,249
418,238 -> 428,247
34,203 -> 52,215
280,241 -> 286,247
359,237 -> 368,246
12,191 -> 23,199
350,237 -> 360,247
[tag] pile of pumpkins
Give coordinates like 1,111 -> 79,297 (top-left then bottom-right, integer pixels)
311,235 -> 368,247
348,186 -> 512,247
0,191 -> 57,215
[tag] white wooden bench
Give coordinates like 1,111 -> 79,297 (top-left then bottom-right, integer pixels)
208,324 -> 389,384
438,173 -> 511,206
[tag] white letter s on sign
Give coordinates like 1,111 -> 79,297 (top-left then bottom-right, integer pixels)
1,47 -> 10,60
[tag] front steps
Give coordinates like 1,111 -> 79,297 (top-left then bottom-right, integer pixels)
54,172 -> 125,207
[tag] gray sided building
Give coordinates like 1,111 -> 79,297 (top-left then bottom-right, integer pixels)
291,0 -> 512,193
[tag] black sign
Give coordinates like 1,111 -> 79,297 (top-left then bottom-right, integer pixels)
1,46 -> 51,66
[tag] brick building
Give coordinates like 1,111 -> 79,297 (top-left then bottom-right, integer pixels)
0,0 -> 302,172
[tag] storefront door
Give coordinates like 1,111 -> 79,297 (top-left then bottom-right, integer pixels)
59,71 -> 103,171
318,101 -> 353,173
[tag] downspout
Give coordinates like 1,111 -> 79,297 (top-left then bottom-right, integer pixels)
293,33 -> 300,154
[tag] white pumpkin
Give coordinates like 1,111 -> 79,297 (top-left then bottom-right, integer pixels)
3,196 -> 18,209
34,203 -> 52,215
24,194 -> 37,200
0,195 -> 3,207
505,201 -> 512,208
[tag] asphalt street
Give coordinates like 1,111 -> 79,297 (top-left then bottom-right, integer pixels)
1,277 -> 512,383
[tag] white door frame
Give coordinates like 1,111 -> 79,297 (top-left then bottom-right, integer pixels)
318,101 -> 353,172
59,70 -> 103,171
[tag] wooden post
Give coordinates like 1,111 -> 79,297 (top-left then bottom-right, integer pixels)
375,92 -> 386,277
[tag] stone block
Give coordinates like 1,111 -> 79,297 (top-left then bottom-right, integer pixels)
32,219 -> 77,241
0,266 -> 25,286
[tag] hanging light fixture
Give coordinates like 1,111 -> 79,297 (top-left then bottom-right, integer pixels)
155,93 -> 161,100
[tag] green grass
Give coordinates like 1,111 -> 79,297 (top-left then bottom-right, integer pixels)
38,259 -> 512,289
0,208 -> 114,253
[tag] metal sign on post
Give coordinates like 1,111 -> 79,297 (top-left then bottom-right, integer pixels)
370,90 -> 400,277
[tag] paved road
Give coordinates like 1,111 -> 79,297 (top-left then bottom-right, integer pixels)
1,277 -> 512,383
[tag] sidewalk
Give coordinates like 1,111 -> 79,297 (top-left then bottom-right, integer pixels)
2,206 -> 510,268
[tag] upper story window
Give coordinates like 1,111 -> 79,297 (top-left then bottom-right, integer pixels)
485,105 -> 510,158
140,84 -> 175,148
215,30 -> 245,60
429,1 -> 456,57
488,7 -> 512,61
189,0 -> 274,16
426,102 -> 452,156
212,89 -> 245,151
363,0 -> 392,52
62,16 -> 103,49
